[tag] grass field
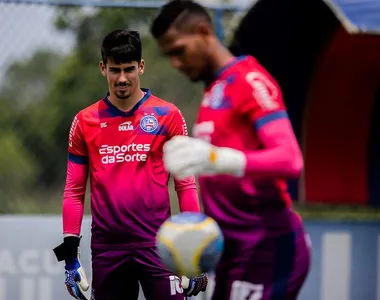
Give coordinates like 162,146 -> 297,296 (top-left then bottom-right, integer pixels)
294,203 -> 380,221
4,186 -> 380,222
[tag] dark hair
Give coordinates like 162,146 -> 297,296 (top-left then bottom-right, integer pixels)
150,0 -> 212,39
101,30 -> 142,65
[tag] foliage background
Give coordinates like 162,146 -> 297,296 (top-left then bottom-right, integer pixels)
0,3 -> 379,220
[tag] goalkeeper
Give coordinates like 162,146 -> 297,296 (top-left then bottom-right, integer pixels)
52,29 -> 208,300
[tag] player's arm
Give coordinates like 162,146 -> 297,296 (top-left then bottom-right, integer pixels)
166,108 -> 207,297
53,113 -> 90,300
167,108 -> 200,213
163,69 -> 303,180
63,114 -> 89,237
229,69 -> 303,179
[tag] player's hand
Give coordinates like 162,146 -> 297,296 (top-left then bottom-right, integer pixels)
164,136 -> 246,179
53,236 -> 90,300
64,256 -> 90,300
181,274 -> 208,297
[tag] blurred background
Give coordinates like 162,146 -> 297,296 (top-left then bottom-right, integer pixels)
0,0 -> 379,299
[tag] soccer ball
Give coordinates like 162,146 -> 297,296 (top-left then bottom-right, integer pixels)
156,212 -> 224,277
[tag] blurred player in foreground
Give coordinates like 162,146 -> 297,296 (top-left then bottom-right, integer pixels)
53,29 -> 208,300
151,1 -> 311,299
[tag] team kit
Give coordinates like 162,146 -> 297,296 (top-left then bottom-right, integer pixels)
52,1 -> 311,300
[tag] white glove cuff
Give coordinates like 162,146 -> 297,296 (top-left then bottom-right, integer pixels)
181,276 -> 190,289
214,147 -> 246,177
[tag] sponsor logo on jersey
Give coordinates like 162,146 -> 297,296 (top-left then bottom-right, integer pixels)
246,71 -> 279,110
98,143 -> 150,164
140,114 -> 158,133
118,121 -> 134,131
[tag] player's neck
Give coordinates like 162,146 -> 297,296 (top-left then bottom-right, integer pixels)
109,88 -> 145,112
204,43 -> 235,85
211,44 -> 235,75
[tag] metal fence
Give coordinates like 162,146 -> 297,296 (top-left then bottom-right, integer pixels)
0,0 -> 245,214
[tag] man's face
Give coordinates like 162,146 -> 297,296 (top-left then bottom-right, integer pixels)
100,59 -> 144,99
157,28 -> 209,82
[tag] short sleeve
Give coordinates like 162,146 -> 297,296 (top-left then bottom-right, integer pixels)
167,107 -> 189,138
68,113 -> 88,164
232,65 -> 288,130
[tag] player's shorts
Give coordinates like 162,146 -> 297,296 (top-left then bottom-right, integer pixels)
211,226 -> 311,300
91,247 -> 185,300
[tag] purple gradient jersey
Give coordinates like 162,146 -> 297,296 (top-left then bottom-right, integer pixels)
193,56 -> 303,241
193,56 -> 310,299
67,89 -> 195,250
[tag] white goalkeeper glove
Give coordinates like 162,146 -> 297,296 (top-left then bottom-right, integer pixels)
53,236 -> 90,300
163,136 -> 246,179
63,254 -> 90,300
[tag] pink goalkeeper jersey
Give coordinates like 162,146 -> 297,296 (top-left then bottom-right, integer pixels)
65,89 -> 198,249
193,56 -> 302,242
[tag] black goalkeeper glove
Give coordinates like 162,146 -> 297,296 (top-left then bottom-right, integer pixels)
182,273 -> 209,297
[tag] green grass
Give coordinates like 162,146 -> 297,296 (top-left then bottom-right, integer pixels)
294,203 -> 380,221
2,184 -> 380,222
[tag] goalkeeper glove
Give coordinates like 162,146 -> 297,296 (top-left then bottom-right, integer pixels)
53,236 -> 90,300
163,136 -> 246,179
181,274 -> 209,297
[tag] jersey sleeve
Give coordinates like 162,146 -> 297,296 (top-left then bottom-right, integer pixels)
167,107 -> 189,138
232,65 -> 289,130
63,113 -> 88,235
167,107 -> 196,189
230,66 -> 303,180
63,160 -> 88,235
177,188 -> 201,212
68,113 -> 88,165
166,106 -> 199,206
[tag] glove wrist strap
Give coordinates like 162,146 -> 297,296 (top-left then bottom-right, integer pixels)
53,236 -> 81,262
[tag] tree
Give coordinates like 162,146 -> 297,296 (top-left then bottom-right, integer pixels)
1,51 -> 64,109
0,5 -> 203,213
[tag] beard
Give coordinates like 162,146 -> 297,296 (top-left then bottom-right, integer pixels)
114,82 -> 133,99
115,89 -> 131,99
185,67 -> 210,83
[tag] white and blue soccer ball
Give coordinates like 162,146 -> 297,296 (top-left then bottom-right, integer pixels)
156,212 -> 224,277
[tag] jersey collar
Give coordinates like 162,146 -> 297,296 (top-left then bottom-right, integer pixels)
103,88 -> 151,117
205,55 -> 247,87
